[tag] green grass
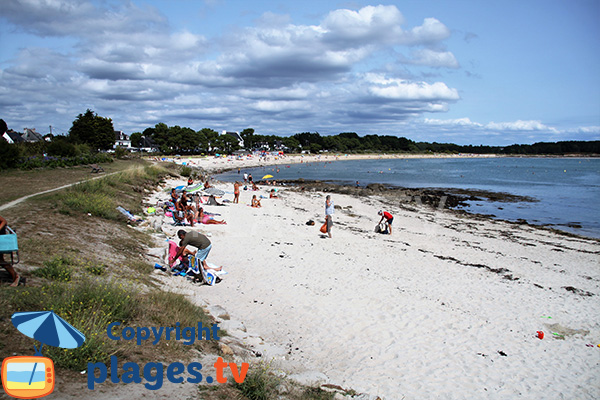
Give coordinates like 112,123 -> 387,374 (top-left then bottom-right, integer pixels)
56,165 -> 170,220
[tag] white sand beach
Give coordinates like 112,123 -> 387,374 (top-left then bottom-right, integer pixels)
147,155 -> 600,399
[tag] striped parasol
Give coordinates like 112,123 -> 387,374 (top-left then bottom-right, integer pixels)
11,311 -> 86,355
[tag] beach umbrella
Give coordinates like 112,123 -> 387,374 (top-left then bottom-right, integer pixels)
203,187 -> 225,196
11,311 -> 86,355
262,174 -> 274,179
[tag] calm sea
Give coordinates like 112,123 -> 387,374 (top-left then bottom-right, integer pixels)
216,157 -> 600,238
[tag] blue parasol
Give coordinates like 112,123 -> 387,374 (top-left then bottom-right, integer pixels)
11,311 -> 86,355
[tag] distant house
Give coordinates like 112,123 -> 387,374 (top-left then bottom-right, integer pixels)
114,131 -> 131,149
22,128 -> 44,142
220,130 -> 244,148
139,136 -> 158,152
3,130 -> 24,144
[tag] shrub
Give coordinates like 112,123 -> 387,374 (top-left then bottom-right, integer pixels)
180,165 -> 192,177
33,256 -> 73,281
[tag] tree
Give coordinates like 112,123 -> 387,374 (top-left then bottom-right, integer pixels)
240,128 -> 254,150
214,134 -> 240,154
68,109 -> 115,151
130,132 -> 142,148
198,128 -> 219,153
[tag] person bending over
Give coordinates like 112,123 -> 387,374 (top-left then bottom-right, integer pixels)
377,210 -> 394,235
170,230 -> 214,272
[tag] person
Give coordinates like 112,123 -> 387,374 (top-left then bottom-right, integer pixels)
176,198 -> 194,226
355,181 -> 360,188
252,181 -> 258,191
243,173 -> 248,183
325,195 -> 334,238
251,195 -> 261,208
204,180 -> 212,189
170,188 -> 179,204
170,230 -> 214,273
187,176 -> 194,186
198,207 -> 227,225
269,189 -> 278,199
233,182 -> 240,204
377,210 -> 394,235
248,174 -> 253,184
0,216 -> 21,286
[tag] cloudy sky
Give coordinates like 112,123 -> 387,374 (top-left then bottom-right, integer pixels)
1,0 -> 598,145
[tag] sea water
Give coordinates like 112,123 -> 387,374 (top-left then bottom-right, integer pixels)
216,157 -> 600,238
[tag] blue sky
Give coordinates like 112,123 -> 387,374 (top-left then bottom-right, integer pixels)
1,0 -> 598,145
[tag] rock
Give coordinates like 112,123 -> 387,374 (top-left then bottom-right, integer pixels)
207,305 -> 230,320
287,371 -> 328,386
219,343 -> 234,356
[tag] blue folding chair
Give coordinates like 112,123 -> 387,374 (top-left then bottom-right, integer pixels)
0,226 -> 19,265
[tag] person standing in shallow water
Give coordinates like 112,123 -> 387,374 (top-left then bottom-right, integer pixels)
325,195 -> 334,238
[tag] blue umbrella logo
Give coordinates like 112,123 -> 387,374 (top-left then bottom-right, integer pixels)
3,311 -> 86,398
11,311 -> 86,356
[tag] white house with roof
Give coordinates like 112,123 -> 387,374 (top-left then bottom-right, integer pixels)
114,131 -> 131,149
220,130 -> 244,148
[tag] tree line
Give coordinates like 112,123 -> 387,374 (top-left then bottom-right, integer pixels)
2,109 -> 599,170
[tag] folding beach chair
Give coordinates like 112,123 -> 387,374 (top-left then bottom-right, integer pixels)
0,226 -> 20,266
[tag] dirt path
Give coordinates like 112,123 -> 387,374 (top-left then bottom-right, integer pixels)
0,170 -> 128,212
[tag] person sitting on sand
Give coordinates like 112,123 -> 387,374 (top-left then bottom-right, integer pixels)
234,182 -> 240,204
251,195 -> 262,208
187,176 -> 194,186
252,182 -> 259,191
377,210 -> 393,235
270,189 -> 278,199
170,188 -> 179,204
0,216 -> 21,286
198,207 -> 227,225
203,180 -> 211,189
176,198 -> 194,226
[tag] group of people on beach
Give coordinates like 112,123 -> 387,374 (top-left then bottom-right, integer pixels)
169,188 -> 226,227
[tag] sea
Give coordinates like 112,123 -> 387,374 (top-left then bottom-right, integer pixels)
216,157 -> 600,239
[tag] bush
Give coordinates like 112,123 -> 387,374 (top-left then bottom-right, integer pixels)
234,362 -> 281,400
0,140 -> 21,169
33,256 -> 73,281
180,165 -> 192,177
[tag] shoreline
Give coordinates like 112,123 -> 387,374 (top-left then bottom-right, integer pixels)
143,156 -> 600,399
156,154 -> 600,240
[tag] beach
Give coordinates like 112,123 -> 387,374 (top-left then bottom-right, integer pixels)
147,155 -> 600,399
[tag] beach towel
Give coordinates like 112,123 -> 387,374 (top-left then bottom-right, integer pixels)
168,240 -> 183,263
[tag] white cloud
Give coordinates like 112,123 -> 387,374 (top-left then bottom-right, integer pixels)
405,49 -> 460,68
425,117 -> 483,127
366,74 -> 459,101
486,120 -> 558,132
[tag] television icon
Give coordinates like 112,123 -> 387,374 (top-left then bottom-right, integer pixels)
1,356 -> 55,399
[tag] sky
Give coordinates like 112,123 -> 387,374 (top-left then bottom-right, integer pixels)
1,0 -> 599,146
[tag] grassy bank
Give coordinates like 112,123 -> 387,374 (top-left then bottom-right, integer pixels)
0,160 -> 343,399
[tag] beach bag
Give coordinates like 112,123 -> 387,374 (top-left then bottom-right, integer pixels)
320,223 -> 328,233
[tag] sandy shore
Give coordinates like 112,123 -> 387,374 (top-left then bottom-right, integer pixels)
145,155 -> 600,399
